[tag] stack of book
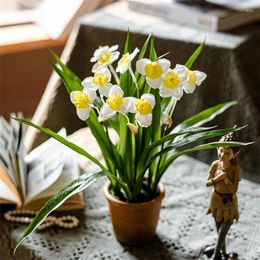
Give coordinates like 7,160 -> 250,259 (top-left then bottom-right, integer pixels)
128,0 -> 260,31
0,114 -> 84,211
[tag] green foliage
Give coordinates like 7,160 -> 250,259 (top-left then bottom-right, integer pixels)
14,33 -> 252,253
14,171 -> 109,255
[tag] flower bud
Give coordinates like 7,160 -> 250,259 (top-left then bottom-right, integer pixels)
127,123 -> 138,136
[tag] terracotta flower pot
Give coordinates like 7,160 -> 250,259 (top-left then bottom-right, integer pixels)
104,182 -> 165,246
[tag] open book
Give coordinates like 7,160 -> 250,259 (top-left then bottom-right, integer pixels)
0,114 -> 84,211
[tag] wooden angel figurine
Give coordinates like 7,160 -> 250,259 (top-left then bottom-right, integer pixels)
204,132 -> 240,260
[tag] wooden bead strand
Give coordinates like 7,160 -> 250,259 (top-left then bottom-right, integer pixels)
4,209 -> 79,231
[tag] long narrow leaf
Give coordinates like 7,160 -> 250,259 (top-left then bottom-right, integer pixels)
13,117 -> 107,171
136,126 -> 217,176
86,111 -> 122,173
14,171 -> 109,254
172,101 -> 238,133
48,54 -> 82,93
185,40 -> 205,69
159,141 -> 253,178
149,126 -> 247,168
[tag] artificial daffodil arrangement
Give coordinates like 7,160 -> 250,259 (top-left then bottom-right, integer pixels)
14,33 -> 250,252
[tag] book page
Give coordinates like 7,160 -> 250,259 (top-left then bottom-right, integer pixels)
0,178 -> 21,205
0,117 -> 15,183
0,162 -> 21,205
8,115 -> 27,199
25,154 -> 64,203
24,128 -> 67,203
25,128 -> 66,166
30,147 -> 80,201
15,112 -> 27,200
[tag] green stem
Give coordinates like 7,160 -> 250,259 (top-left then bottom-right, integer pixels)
109,64 -> 120,85
129,67 -> 139,98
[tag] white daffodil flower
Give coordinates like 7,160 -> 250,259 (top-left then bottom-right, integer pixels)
91,45 -> 120,73
136,58 -> 170,89
116,48 -> 139,74
99,85 -> 133,121
70,89 -> 96,121
177,65 -> 207,94
131,94 -> 155,127
82,67 -> 112,97
159,65 -> 188,100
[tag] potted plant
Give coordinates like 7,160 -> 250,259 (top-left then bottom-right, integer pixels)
14,33 -> 250,252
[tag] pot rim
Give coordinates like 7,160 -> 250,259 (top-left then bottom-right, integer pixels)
104,181 -> 165,207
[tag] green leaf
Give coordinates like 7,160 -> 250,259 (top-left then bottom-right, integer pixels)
48,52 -> 82,93
135,34 -> 151,84
185,40 -> 205,69
142,126 -> 249,188
12,117 -> 108,171
160,141 -> 253,178
149,35 -> 157,61
172,101 -> 238,133
138,33 -> 151,60
86,111 -> 122,174
149,126 -> 247,168
14,171 -> 109,254
134,126 -> 215,194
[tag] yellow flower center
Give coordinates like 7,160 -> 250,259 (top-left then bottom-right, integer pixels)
135,99 -> 152,115
106,93 -> 123,110
144,62 -> 163,79
73,92 -> 89,109
162,72 -> 180,89
186,70 -> 197,84
93,73 -> 109,87
98,52 -> 111,65
118,53 -> 130,66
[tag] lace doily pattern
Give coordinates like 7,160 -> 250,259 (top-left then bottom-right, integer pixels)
5,156 -> 259,259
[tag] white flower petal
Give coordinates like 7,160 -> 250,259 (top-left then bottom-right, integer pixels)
93,46 -> 109,58
121,97 -> 135,113
99,83 -> 112,97
172,86 -> 184,100
92,63 -> 104,73
110,51 -> 120,63
90,56 -> 97,63
70,91 -> 80,103
108,85 -> 124,97
157,59 -> 171,73
82,77 -> 98,90
176,64 -> 187,70
194,70 -> 207,85
129,48 -> 140,61
136,58 -> 150,75
96,67 -> 111,80
76,108 -> 90,121
173,65 -> 187,82
128,97 -> 137,113
116,63 -> 129,74
100,103 -> 117,118
159,86 -> 173,98
146,77 -> 162,89
140,93 -> 155,108
83,88 -> 96,103
183,82 -> 196,94
109,44 -> 119,52
136,113 -> 152,127
82,77 -> 93,86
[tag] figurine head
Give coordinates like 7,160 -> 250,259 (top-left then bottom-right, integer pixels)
218,131 -> 239,164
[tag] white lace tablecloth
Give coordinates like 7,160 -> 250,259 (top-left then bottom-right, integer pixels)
6,155 -> 260,260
